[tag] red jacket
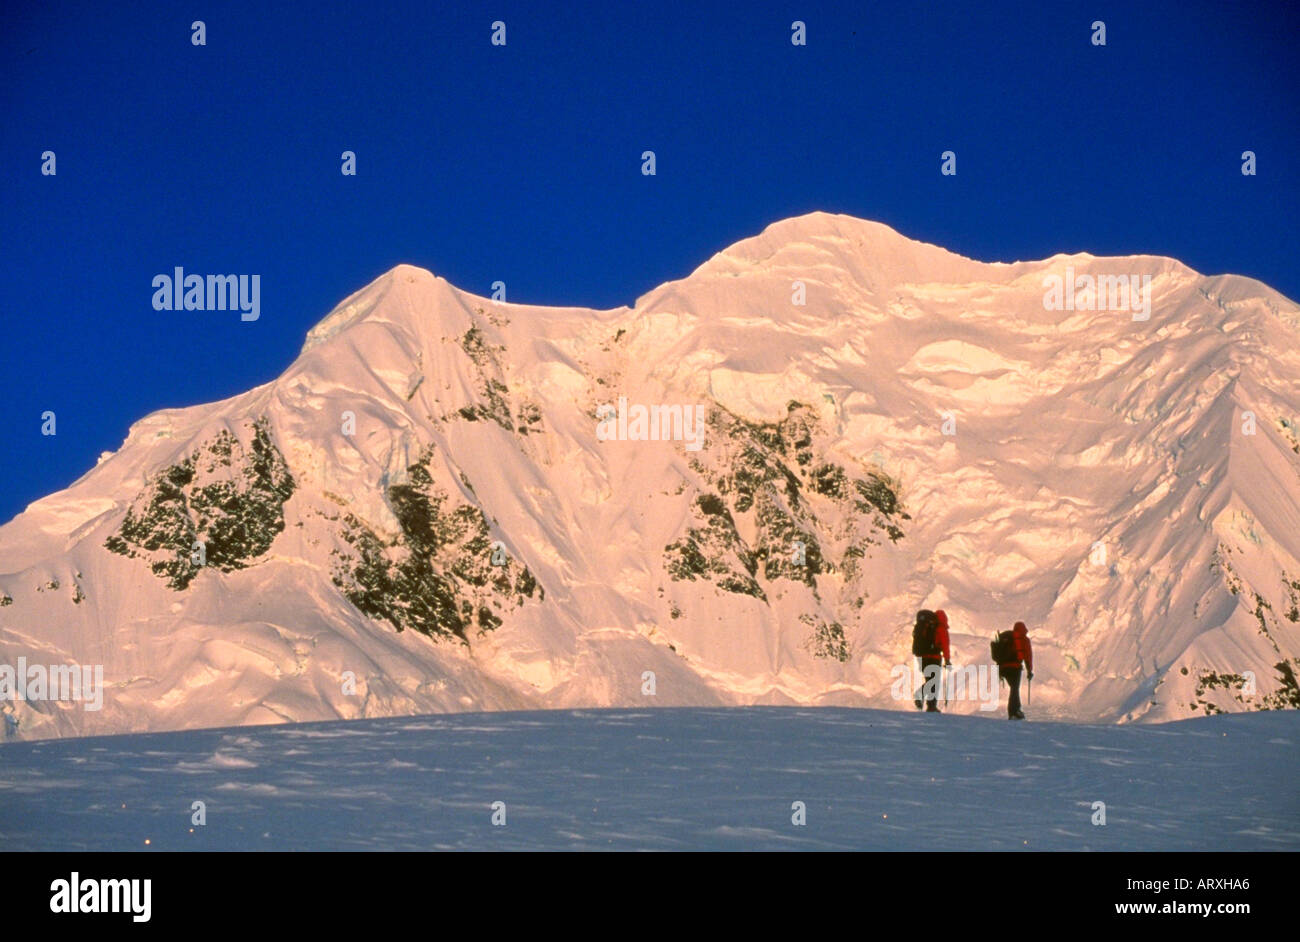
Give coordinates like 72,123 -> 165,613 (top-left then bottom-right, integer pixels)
1001,622 -> 1033,672
933,610 -> 952,662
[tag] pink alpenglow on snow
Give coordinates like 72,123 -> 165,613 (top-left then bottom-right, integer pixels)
1,213 -> 1298,740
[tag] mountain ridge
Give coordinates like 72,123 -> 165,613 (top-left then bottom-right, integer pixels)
3,212 -> 1299,740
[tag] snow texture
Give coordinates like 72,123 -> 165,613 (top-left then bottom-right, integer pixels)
0,707 -> 1294,851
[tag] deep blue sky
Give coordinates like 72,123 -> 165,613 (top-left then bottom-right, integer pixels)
3,0 -> 1297,524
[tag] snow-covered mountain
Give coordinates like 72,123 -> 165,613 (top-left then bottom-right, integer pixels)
3,212 -> 1299,739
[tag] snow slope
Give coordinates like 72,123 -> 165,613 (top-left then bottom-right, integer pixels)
0,707 -> 1294,851
2,212 -> 1299,739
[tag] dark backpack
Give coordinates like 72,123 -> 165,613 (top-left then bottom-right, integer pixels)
911,610 -> 940,657
991,630 -> 1017,664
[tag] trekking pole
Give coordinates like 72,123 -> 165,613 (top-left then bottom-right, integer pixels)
1028,672 -> 1032,707
944,663 -> 951,708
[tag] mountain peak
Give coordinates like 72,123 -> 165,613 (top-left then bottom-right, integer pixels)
633,213 -> 1012,313
300,262 -> 455,355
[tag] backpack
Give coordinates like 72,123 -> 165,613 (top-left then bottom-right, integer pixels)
911,610 -> 940,657
990,630 -> 1017,664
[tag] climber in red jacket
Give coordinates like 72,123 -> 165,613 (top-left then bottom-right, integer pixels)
917,610 -> 953,712
997,621 -> 1033,719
